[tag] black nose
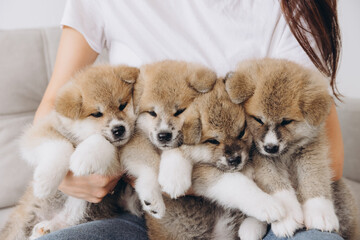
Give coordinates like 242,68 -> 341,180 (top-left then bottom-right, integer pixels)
264,144 -> 279,154
227,156 -> 242,166
157,132 -> 172,143
112,125 -> 126,139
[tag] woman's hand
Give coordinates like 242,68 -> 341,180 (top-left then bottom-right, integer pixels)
58,171 -> 122,203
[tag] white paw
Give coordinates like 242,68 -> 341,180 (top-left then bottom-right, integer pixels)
70,134 -> 116,176
136,179 -> 165,219
158,149 -> 192,198
30,221 -> 55,240
238,217 -> 267,240
252,196 -> 286,223
139,190 -> 165,219
271,190 -> 304,237
303,197 -> 339,232
272,217 -> 303,237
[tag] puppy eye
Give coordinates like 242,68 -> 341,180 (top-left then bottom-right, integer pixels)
119,102 -> 128,111
238,128 -> 246,139
90,112 -> 103,118
204,139 -> 220,145
252,116 -> 264,125
174,108 -> 186,117
148,111 -> 157,117
281,119 -> 293,126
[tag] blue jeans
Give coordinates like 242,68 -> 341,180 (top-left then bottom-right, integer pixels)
264,229 -> 343,240
39,214 -> 343,240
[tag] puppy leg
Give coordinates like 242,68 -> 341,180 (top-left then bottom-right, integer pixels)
192,165 -> 285,223
253,156 -> 304,237
121,134 -> 166,219
294,145 -> 339,232
134,166 -> 165,219
271,190 -> 304,237
30,197 -> 87,239
158,148 -> 193,199
69,134 -> 120,176
26,139 -> 73,199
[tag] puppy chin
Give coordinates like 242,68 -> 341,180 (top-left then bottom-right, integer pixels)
150,133 -> 183,150
106,133 -> 132,147
111,137 -> 131,147
155,141 -> 182,150
257,142 -> 287,158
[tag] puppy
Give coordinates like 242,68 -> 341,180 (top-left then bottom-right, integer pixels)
0,65 -> 140,240
225,58 -> 359,239
120,60 -> 217,219
147,77 -> 286,240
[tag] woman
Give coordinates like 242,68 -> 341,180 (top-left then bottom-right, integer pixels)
37,0 -> 344,239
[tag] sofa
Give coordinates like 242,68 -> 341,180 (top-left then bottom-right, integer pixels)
0,27 -> 359,232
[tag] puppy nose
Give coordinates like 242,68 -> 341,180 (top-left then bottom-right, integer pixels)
264,144 -> 279,154
112,125 -> 126,139
227,156 -> 242,166
157,132 -> 172,142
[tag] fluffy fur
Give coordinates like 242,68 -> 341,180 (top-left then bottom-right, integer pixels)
146,77 -> 286,240
0,65 -> 141,240
225,58 -> 359,239
120,60 -> 217,219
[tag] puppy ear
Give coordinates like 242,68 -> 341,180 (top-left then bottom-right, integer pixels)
299,86 -> 332,126
224,71 -> 255,104
182,109 -> 202,145
114,66 -> 140,84
55,83 -> 83,119
187,65 -> 217,93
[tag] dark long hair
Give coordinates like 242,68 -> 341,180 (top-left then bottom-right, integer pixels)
280,0 -> 342,100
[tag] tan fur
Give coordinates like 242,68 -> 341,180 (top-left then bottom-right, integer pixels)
226,58 -> 359,239
146,78 -> 265,240
120,60 -> 218,219
1,65 -> 140,240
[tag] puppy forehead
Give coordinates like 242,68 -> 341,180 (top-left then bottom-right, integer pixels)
245,73 -> 305,121
201,100 -> 245,138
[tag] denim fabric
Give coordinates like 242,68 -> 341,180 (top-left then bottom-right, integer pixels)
38,214 -> 344,240
263,228 -> 344,240
38,213 -> 148,240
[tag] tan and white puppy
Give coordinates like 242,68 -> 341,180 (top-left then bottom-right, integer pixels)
147,78 -> 286,240
120,60 -> 217,219
0,65 -> 140,240
225,58 -> 359,239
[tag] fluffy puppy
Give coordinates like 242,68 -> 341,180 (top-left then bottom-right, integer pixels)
0,65 -> 140,240
147,78 -> 286,240
225,58 -> 359,239
120,60 -> 217,219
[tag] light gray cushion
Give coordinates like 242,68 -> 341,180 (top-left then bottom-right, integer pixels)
0,28 -> 61,209
337,98 -> 360,182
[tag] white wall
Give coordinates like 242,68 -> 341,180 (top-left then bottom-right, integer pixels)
0,0 -> 65,29
0,0 -> 359,99
337,0 -> 360,99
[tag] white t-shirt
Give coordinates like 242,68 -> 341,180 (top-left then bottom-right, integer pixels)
61,0 -> 315,77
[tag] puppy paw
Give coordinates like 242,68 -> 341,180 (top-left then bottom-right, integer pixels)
303,197 -> 339,232
141,197 -> 166,219
271,190 -> 304,237
70,134 -> 117,176
252,196 -> 286,223
272,217 -> 303,237
238,217 -> 267,240
158,149 -> 192,198
137,183 -> 165,219
30,221 -> 54,240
